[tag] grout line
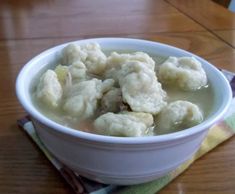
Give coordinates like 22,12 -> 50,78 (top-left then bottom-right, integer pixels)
165,0 -> 235,49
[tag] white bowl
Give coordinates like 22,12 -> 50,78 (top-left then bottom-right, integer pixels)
16,38 -> 232,185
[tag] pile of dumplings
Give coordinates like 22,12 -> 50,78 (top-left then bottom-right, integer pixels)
35,43 -> 207,137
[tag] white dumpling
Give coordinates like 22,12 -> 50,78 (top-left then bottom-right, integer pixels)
94,112 -> 153,137
68,61 -> 87,81
62,44 -> 87,65
158,56 -> 207,91
156,100 -> 203,133
62,43 -> 107,75
36,70 -> 62,108
122,111 -> 154,128
119,61 -> 167,114
101,87 -> 122,113
55,62 -> 88,87
54,64 -> 70,86
81,43 -> 107,75
63,78 -> 114,119
105,52 -> 155,82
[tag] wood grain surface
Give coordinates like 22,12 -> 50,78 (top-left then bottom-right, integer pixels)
0,0 -> 235,194
167,0 -> 235,30
215,30 -> 235,47
167,0 -> 235,49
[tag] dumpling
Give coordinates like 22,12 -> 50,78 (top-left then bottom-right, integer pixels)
158,56 -> 207,91
122,111 -> 154,128
36,70 -> 62,108
62,44 -> 87,65
156,100 -> 203,133
119,61 -> 167,114
63,78 -> 114,119
54,64 -> 69,85
101,87 -> 123,113
62,43 -> 107,75
68,61 -> 87,81
81,43 -> 107,75
55,62 -> 88,86
105,52 -> 155,82
94,112 -> 153,137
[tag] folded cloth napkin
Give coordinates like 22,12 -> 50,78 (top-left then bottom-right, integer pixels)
17,69 -> 235,194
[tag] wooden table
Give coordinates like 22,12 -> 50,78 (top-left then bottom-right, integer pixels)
0,0 -> 235,193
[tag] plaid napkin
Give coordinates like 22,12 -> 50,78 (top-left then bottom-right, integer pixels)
17,69 -> 235,194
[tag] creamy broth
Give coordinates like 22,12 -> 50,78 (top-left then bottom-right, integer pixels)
32,50 -> 214,136
32,83 -> 213,135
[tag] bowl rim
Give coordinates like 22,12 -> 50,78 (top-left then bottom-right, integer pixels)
16,37 -> 233,144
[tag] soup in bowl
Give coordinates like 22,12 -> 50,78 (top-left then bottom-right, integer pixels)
16,38 -> 232,185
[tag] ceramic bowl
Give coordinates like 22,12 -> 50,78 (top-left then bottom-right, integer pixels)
16,38 -> 232,185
